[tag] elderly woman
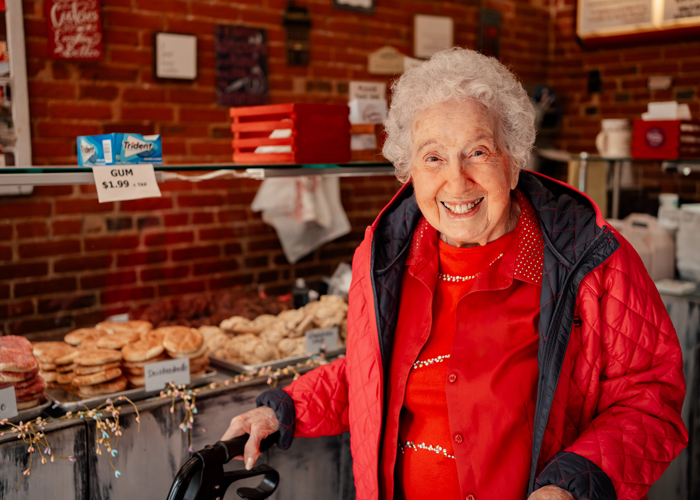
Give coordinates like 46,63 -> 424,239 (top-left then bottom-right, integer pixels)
223,48 -> 687,500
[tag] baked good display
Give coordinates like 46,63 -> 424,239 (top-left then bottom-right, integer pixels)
96,320 -> 153,336
32,341 -> 79,388
1,336 -> 46,410
212,294 -> 348,366
72,348 -> 124,398
64,328 -> 106,346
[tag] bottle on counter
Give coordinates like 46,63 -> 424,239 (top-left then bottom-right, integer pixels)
293,278 -> 310,309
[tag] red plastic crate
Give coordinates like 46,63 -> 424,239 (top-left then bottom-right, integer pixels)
230,103 -> 351,164
632,119 -> 700,159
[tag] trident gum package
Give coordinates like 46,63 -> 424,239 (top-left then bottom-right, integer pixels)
77,133 -> 162,166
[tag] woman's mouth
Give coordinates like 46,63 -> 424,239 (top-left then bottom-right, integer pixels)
441,198 -> 483,214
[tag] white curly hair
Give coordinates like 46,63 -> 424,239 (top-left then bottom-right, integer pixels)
382,47 -> 536,184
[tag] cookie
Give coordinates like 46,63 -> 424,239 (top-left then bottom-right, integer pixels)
123,366 -> 144,376
39,362 -> 57,371
97,330 -> 140,350
74,361 -> 120,375
0,369 -> 37,382
72,367 -> 122,387
126,374 -> 145,388
56,371 -> 75,385
0,336 -> 38,373
162,327 -> 203,355
39,370 -> 57,383
56,363 -> 76,373
122,353 -> 168,369
32,342 -> 78,365
122,339 -> 164,362
96,320 -> 152,336
77,376 -> 127,397
64,328 -> 106,346
166,342 -> 207,360
17,398 -> 41,410
75,348 -> 122,366
188,354 -> 210,373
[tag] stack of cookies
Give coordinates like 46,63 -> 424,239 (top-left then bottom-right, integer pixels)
162,326 -> 209,377
0,336 -> 46,410
71,348 -> 126,398
96,320 -> 153,337
33,342 -> 79,388
64,328 -> 107,349
121,333 -> 167,388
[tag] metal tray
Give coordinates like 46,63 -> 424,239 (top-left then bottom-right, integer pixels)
46,369 -> 217,412
5,395 -> 52,425
209,347 -> 346,373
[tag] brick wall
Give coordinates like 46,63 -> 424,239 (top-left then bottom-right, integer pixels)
4,0 -> 550,338
548,0 -> 700,204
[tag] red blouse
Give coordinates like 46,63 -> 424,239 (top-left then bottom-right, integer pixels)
381,191 -> 544,500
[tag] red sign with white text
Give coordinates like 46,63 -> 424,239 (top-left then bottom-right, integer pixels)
45,0 -> 103,60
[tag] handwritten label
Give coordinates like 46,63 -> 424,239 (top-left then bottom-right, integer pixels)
349,81 -> 386,101
92,165 -> 162,203
45,0 -> 103,60
0,387 -> 18,419
144,358 -> 191,392
305,327 -> 339,355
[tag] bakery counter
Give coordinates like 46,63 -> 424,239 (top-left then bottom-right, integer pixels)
0,368 -> 354,500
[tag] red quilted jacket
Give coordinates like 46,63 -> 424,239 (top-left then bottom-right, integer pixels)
258,171 -> 688,500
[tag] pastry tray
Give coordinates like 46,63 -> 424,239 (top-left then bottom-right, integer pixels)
209,347 -> 346,373
46,369 -> 217,412
4,395 -> 52,425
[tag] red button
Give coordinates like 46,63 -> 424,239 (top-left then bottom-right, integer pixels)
448,374 -> 457,383
466,494 -> 476,500
454,434 -> 463,444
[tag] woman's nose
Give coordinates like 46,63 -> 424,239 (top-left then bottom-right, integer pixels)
444,159 -> 474,193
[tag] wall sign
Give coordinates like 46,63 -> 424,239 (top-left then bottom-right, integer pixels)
45,0 -> 103,60
414,15 -> 454,59
154,32 -> 197,80
577,0 -> 700,45
333,0 -> 374,14
368,46 -> 404,75
215,25 -> 269,107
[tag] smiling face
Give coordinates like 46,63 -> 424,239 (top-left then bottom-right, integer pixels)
410,99 -> 519,247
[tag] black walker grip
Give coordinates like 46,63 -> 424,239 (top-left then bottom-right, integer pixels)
217,431 -> 281,464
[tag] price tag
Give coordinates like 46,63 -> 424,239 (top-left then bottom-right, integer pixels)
92,165 -> 162,203
305,327 -> 339,355
0,387 -> 18,419
144,358 -> 190,392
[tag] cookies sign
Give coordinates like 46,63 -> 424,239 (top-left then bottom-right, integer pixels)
305,327 -> 339,355
45,0 -> 103,60
144,358 -> 190,392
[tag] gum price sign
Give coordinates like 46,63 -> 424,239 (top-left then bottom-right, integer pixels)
92,165 -> 162,203
0,387 -> 18,419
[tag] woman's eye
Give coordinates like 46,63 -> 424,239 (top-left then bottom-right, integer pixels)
472,150 -> 485,157
426,156 -> 440,162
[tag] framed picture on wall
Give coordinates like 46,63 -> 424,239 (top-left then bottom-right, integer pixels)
153,32 -> 197,80
577,0 -> 700,46
333,0 -> 375,14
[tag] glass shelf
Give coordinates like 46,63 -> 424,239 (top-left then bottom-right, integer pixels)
0,162 -> 396,186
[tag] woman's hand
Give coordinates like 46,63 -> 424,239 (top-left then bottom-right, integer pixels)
527,485 -> 575,500
220,406 -> 280,470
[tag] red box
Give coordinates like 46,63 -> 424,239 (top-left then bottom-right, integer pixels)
230,104 -> 351,164
632,119 -> 700,159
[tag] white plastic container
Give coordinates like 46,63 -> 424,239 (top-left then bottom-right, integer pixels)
618,213 -> 675,281
677,205 -> 700,282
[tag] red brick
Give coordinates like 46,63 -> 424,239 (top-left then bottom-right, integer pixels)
144,231 -> 194,246
0,284 -> 8,299
192,212 -> 214,224
104,10 -> 165,30
190,142 -> 232,156
30,101 -> 48,118
248,238 -> 282,252
117,250 -> 167,267
0,225 -> 11,240
110,48 -> 153,66
199,227 -> 236,240
53,219 -> 82,235
79,85 -> 120,101
178,195 -> 224,207
29,82 -> 75,99
0,262 -> 48,279
55,255 -> 112,273
121,106 -> 173,121
190,2 -> 239,18
168,89 -> 216,104
244,256 -> 268,268
103,123 -> 156,135
224,242 -> 243,255
122,87 -> 165,102
49,104 -> 113,120
16,221 -> 48,238
81,270 -> 137,289
160,124 -> 210,137
9,316 -> 73,336
160,181 -> 194,192
0,201 -> 51,218
166,18 -> 214,35
74,310 -> 108,327
120,198 -> 173,211
0,245 -> 11,261
164,213 -> 189,226
37,122 -> 101,138
179,108 -> 229,122
158,280 -> 206,296
209,274 -> 254,290
103,29 -> 140,46
84,235 -> 140,252
31,185 -> 74,197
193,259 -> 240,275
5,300 -> 35,318
19,240 -> 80,259
80,66 -> 139,81
141,265 -> 190,282
135,0 -> 187,13
56,199 -> 115,214
38,295 -> 96,314
172,245 -> 220,261
101,286 -> 155,304
218,210 -> 247,222
15,278 -> 77,297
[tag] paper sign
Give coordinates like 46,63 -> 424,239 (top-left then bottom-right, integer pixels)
155,32 -> 197,80
92,165 -> 162,203
144,358 -> 191,392
368,46 -> 405,75
414,15 -> 454,59
349,81 -> 386,101
305,327 -> 339,354
0,387 -> 18,419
